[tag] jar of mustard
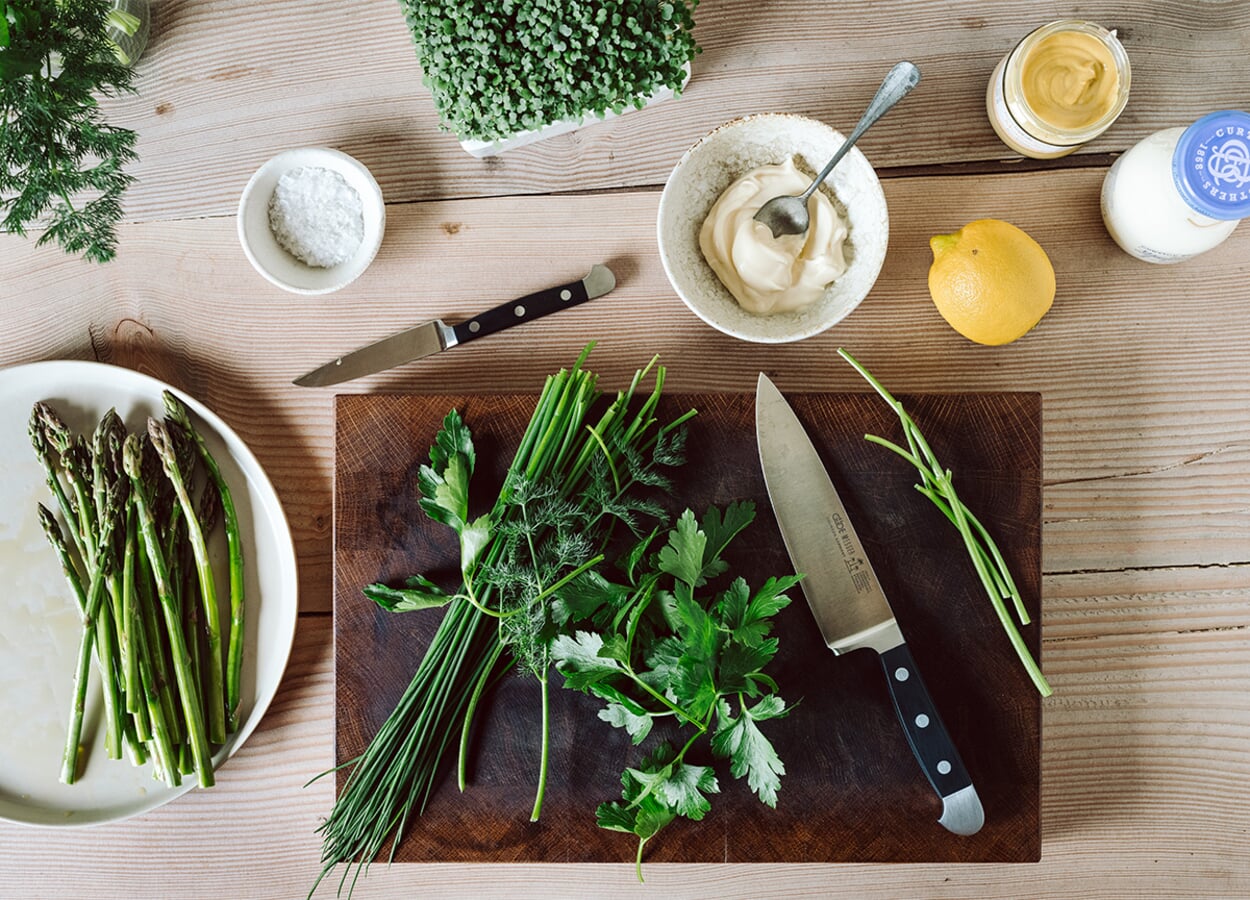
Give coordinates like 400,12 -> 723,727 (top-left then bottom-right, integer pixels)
987,20 -> 1131,159
1101,110 -> 1250,263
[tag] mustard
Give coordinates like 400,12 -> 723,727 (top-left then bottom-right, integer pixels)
986,20 -> 1131,159
1020,31 -> 1119,131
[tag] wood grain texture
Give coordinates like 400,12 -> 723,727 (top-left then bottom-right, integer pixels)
1,1 -> 1248,895
90,1 -> 1250,222
5,168 -> 1245,613
333,391 -> 1043,863
0,604 -> 1246,898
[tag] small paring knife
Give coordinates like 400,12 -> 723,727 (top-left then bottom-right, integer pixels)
294,264 -> 616,387
755,373 -> 985,837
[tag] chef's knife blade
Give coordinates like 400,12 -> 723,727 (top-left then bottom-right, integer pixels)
755,373 -> 984,837
294,263 -> 615,387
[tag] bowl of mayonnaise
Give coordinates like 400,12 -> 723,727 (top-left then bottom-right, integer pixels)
657,113 -> 888,342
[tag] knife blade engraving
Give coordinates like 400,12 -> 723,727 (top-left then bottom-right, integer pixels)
829,509 -> 873,593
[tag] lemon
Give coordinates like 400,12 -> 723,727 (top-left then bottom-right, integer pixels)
927,219 -> 1055,345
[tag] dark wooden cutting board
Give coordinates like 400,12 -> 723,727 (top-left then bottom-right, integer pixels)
334,391 -> 1042,864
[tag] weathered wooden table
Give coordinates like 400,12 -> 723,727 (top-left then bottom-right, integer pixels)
2,1 -> 1248,897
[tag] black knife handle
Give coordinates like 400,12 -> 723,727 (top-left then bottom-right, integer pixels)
450,277 -> 591,346
879,642 -> 983,833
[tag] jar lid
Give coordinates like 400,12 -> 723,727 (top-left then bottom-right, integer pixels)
1172,110 -> 1250,220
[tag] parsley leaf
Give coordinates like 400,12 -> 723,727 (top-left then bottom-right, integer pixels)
417,410 -> 476,531
718,574 -> 800,646
712,696 -> 789,808
551,631 -> 624,690
594,687 -> 653,745
654,762 -> 719,820
363,574 -> 451,612
698,501 -> 756,578
656,509 -> 706,587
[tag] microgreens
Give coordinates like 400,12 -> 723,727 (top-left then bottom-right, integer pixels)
398,1 -> 700,142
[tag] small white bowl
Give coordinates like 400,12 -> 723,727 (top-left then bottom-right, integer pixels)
657,113 -> 889,343
237,147 -> 385,295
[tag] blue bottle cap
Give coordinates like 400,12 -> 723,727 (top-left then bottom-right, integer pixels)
1172,110 -> 1250,220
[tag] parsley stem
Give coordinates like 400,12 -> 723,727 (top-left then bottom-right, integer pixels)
320,348 -> 694,893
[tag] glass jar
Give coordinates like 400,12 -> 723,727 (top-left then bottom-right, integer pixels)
106,0 -> 150,67
1101,110 -> 1250,264
986,20 -> 1131,159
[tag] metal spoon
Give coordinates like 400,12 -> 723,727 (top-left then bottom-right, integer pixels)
753,61 -> 922,239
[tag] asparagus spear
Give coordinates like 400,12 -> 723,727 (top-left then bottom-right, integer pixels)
148,418 -> 226,744
164,391 -> 246,733
37,411 -> 129,761
123,434 -> 215,788
40,478 -> 122,783
29,405 -> 87,564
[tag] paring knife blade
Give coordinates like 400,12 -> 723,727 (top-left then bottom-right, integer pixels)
294,263 -> 616,387
754,373 -> 984,837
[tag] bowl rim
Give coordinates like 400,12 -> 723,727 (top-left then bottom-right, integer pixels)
657,112 -> 889,343
236,147 -> 385,296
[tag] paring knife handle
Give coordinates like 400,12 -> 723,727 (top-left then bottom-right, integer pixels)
450,276 -> 592,346
879,642 -> 985,836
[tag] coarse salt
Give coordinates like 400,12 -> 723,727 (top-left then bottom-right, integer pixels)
267,166 -> 364,268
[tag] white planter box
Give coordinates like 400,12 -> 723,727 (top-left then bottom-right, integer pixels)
458,64 -> 692,158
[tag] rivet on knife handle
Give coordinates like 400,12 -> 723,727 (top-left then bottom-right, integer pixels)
879,641 -> 985,836
292,264 -> 615,387
450,263 -> 614,345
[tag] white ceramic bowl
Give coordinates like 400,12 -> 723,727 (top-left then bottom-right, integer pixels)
657,114 -> 889,343
237,147 -> 385,295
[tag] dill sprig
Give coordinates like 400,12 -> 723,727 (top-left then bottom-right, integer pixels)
313,346 -> 695,898
1,0 -> 138,262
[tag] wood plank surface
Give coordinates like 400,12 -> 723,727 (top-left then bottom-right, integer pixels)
333,391 -> 1042,864
94,1 -> 1250,221
0,606 -> 1246,898
4,169 -> 1247,613
2,0 -> 1249,896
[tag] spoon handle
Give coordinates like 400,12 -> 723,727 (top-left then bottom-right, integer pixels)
801,61 -> 922,201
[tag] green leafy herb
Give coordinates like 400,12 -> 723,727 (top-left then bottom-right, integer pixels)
838,347 -> 1052,697
551,502 -> 799,880
1,0 -> 137,262
313,347 -> 695,898
397,1 -> 701,142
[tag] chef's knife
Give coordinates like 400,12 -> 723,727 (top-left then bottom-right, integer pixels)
755,373 -> 984,836
294,264 -> 616,387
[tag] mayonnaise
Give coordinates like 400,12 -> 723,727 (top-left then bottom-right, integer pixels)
699,158 -> 849,315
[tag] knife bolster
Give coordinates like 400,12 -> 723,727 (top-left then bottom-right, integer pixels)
829,618 -> 904,655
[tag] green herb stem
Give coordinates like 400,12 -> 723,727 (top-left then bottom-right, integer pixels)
839,348 -> 1051,697
530,674 -> 550,823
